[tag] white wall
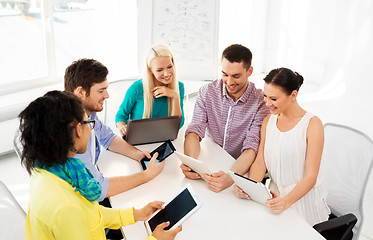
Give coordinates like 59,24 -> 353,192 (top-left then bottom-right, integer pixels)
264,0 -> 373,139
219,0 -> 268,75
2,0 -> 373,146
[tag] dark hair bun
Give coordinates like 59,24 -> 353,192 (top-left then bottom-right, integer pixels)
294,71 -> 304,87
263,67 -> 304,95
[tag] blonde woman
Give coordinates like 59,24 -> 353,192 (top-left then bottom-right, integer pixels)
115,45 -> 184,136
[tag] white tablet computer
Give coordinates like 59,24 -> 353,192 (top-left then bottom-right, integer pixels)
229,171 -> 272,205
174,151 -> 212,175
144,183 -> 202,235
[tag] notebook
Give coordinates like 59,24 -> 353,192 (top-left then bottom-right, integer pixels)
124,115 -> 182,145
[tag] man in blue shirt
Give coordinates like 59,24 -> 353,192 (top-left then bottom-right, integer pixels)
64,59 -> 164,202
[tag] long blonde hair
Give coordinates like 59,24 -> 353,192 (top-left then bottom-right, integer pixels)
142,45 -> 179,119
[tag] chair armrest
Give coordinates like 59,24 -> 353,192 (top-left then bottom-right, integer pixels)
313,213 -> 357,240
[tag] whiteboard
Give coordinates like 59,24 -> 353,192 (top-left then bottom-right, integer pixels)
151,0 -> 220,81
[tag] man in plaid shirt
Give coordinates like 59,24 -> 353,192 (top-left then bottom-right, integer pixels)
180,44 -> 270,192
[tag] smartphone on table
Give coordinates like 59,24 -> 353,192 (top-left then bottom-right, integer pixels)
140,140 -> 176,170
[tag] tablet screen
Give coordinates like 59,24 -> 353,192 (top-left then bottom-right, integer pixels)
142,159 -> 161,169
141,140 -> 175,169
148,188 -> 197,231
152,141 -> 174,161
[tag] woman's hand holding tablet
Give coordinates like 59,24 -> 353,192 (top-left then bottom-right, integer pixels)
133,201 -> 166,221
144,183 -> 202,236
151,222 -> 182,240
133,201 -> 182,239
229,171 -> 272,205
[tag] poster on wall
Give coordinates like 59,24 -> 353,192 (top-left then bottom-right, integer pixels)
151,0 -> 219,81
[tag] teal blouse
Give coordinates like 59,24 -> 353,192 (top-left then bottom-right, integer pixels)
115,79 -> 185,128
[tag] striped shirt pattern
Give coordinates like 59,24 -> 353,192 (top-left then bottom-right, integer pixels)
186,79 -> 270,159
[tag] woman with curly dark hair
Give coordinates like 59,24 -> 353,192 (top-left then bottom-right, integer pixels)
20,90 -> 181,240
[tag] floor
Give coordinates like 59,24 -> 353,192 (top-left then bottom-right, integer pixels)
1,78 -> 372,240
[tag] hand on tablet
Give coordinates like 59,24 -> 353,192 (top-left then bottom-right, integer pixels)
152,222 -> 182,240
265,190 -> 289,214
142,151 -> 152,159
133,201 -> 165,221
202,171 -> 234,193
233,184 -> 250,199
144,153 -> 164,181
133,202 -> 182,240
180,163 -> 201,179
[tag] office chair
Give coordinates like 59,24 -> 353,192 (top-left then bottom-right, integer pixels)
0,180 -> 27,239
313,123 -> 373,240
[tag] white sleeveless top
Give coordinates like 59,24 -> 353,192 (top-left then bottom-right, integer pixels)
264,112 -> 330,226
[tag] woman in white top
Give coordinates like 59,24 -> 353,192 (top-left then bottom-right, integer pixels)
234,68 -> 330,226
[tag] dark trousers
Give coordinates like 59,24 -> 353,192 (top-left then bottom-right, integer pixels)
99,198 -> 124,239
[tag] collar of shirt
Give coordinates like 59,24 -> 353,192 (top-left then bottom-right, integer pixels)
221,79 -> 254,104
88,112 -> 98,131
88,112 -> 96,120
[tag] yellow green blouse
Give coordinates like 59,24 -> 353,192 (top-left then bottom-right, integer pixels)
25,169 -> 156,240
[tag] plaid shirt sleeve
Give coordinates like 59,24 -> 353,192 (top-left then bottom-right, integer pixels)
242,94 -> 270,154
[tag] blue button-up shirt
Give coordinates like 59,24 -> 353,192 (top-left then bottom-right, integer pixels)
76,112 -> 116,201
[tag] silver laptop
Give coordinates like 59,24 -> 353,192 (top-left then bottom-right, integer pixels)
125,115 -> 182,145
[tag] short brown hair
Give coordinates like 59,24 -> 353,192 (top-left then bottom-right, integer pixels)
222,44 -> 252,69
64,58 -> 108,95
